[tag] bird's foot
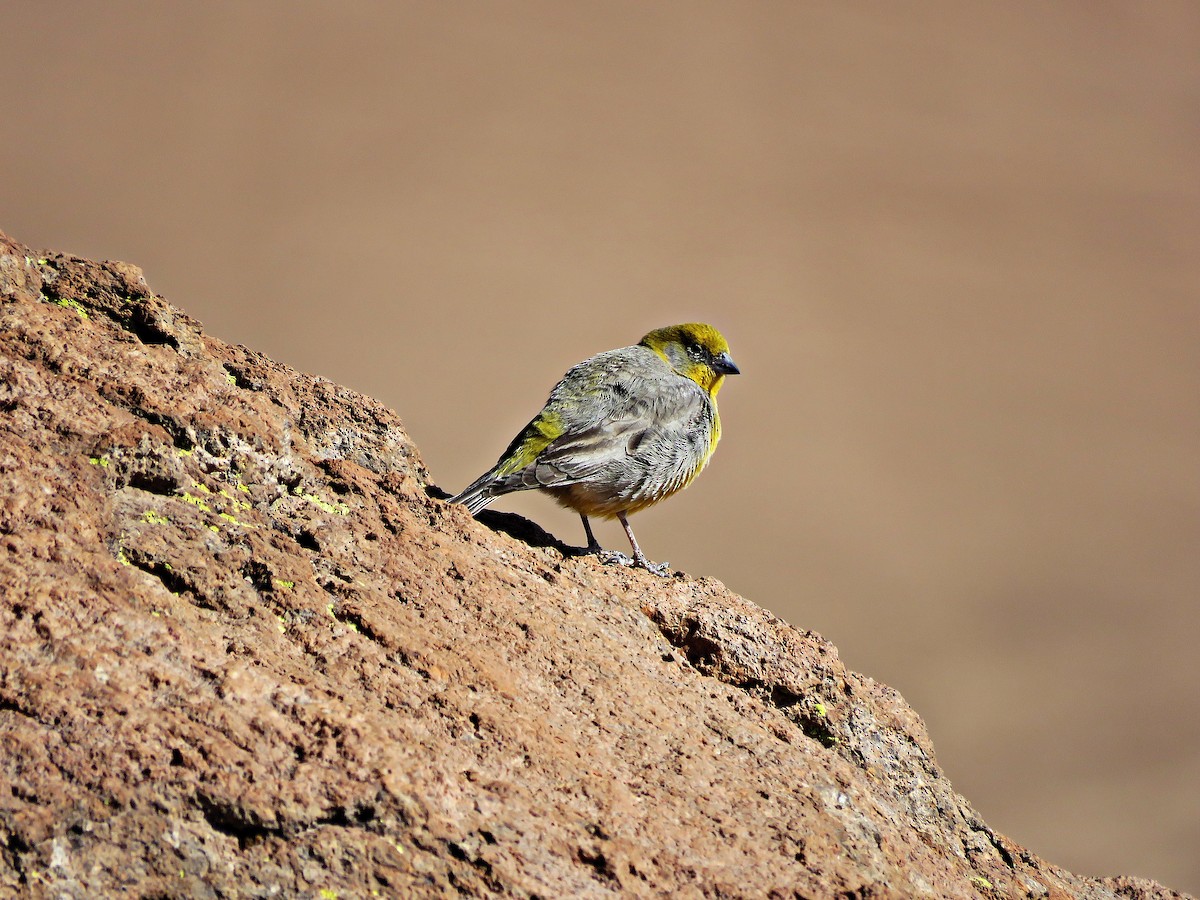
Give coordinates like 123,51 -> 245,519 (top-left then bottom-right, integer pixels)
596,549 -> 634,566
639,558 -> 673,577
597,549 -> 671,577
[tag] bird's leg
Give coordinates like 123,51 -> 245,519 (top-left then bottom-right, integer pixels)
585,514 -> 637,567
580,515 -> 604,554
617,511 -> 671,577
583,512 -> 671,577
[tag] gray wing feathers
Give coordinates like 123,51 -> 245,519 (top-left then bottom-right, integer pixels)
452,345 -> 714,514
531,367 -> 713,505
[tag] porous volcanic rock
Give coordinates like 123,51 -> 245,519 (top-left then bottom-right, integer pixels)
0,230 -> 1189,899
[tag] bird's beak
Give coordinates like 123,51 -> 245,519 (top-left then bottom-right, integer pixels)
713,352 -> 740,375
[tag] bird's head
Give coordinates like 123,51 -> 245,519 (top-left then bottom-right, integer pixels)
639,323 -> 740,395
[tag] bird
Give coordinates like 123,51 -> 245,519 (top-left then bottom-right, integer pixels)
449,323 -> 739,575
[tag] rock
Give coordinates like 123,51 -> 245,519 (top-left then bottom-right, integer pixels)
0,229 -> 1189,898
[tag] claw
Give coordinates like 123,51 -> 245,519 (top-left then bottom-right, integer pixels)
639,559 -> 672,577
597,549 -> 671,577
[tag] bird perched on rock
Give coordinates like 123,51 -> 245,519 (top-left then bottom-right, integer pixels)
449,323 -> 740,575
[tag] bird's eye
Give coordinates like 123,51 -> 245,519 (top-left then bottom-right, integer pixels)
686,342 -> 703,361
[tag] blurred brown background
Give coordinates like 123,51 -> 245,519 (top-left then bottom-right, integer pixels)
4,1 -> 1198,892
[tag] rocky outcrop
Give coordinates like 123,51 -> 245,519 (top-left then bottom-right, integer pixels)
0,230 -> 1188,898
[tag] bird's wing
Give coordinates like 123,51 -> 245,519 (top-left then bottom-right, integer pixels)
528,366 -> 710,490
476,345 -> 711,501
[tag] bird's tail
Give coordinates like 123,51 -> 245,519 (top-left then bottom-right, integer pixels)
448,469 -> 503,516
